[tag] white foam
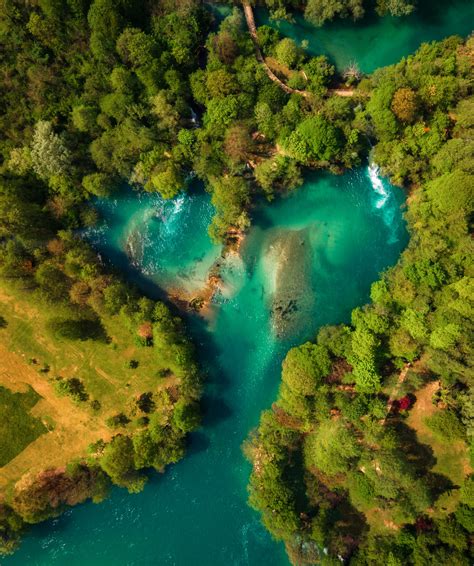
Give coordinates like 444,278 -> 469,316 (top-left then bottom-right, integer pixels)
368,163 -> 389,209
367,163 -> 399,244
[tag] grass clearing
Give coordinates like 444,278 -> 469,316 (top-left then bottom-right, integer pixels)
0,386 -> 46,466
0,284 -> 179,489
406,381 -> 471,487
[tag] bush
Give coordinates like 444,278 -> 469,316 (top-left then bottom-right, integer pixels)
106,413 -> 130,429
425,410 -> 466,442
90,399 -> 101,412
136,392 -> 155,414
53,377 -> 89,403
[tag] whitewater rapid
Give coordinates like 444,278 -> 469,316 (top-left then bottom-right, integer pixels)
367,163 -> 400,245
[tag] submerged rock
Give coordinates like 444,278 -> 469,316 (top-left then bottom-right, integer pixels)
266,229 -> 315,338
125,227 -> 144,267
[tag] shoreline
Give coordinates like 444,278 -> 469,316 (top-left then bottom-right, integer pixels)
166,226 -> 246,318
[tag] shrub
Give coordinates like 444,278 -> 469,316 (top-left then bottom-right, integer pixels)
425,410 -> 466,442
106,413 -> 130,429
53,377 -> 89,403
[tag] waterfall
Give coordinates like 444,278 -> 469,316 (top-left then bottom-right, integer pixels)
367,163 -> 399,244
172,194 -> 185,215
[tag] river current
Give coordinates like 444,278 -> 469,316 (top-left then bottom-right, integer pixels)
5,167 -> 407,565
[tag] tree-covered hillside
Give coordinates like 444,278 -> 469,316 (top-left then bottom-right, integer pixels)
246,37 -> 474,565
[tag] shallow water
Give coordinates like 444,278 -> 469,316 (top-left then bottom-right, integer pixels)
255,0 -> 474,72
5,167 -> 408,565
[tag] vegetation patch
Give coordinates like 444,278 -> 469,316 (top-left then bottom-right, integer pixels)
0,385 -> 46,466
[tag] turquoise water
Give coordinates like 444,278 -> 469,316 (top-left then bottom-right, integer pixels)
86,182 -> 221,295
255,0 -> 474,72
4,166 -> 408,565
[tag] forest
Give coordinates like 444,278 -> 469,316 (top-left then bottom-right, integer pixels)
245,34 -> 474,566
0,0 -> 472,562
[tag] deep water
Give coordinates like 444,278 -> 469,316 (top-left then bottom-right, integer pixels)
4,167 -> 408,565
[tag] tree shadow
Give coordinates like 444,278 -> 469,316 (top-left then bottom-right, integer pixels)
392,420 -> 436,471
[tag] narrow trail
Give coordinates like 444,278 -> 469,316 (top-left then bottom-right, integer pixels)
380,362 -> 411,425
242,2 -> 354,98
242,2 -> 311,98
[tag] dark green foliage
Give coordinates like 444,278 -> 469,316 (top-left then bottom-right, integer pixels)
53,377 -> 89,403
282,343 -> 331,396
304,420 -> 360,475
99,435 -> 145,492
284,116 -> 343,163
136,392 -> 155,414
47,317 -> 106,342
106,413 -> 131,429
172,399 -> 201,433
0,386 -> 47,466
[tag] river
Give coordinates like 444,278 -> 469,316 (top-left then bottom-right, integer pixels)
4,167 -> 407,565
4,1 -> 473,563
257,0 -> 474,73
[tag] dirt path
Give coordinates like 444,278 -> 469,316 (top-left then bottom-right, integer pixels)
380,362 -> 411,425
242,2 -> 354,98
0,343 -> 112,488
242,2 -> 311,98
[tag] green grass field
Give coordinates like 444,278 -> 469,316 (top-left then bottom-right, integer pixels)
0,283 -> 181,487
0,385 -> 46,466
0,285 -> 174,418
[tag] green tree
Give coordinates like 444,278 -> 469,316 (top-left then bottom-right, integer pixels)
281,343 -> 331,396
426,171 -> 473,215
304,420 -> 360,476
172,400 -> 201,433
305,0 -> 364,26
285,116 -> 343,163
82,173 -> 114,197
100,435 -> 145,492
71,105 -> 98,132
275,38 -> 298,68
30,121 -> 71,181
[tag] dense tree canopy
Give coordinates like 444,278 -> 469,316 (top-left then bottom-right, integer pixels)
247,35 -> 474,566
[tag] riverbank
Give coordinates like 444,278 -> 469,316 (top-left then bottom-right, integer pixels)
0,258 -> 202,554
